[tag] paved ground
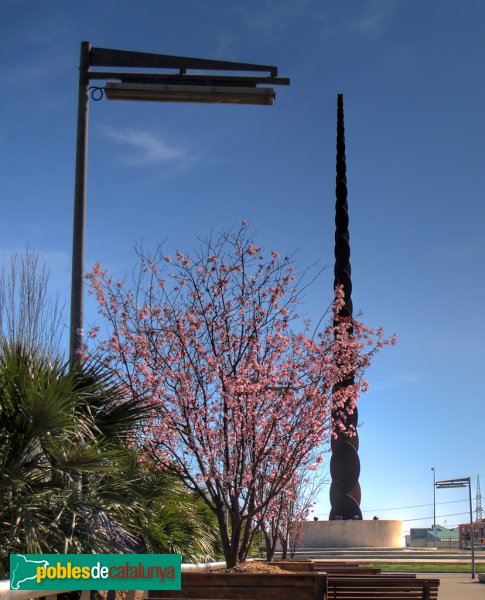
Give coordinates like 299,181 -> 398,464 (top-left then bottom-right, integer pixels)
424,572 -> 484,599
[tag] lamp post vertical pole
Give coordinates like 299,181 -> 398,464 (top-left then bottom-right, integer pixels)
432,467 -> 436,547
69,41 -> 91,368
468,477 -> 475,579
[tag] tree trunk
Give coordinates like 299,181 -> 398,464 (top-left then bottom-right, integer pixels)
215,507 -> 244,568
263,530 -> 274,562
281,534 -> 289,559
266,542 -> 276,562
215,507 -> 237,568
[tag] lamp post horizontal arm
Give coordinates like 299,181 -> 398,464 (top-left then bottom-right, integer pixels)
87,72 -> 290,87
436,477 -> 470,488
89,46 -> 280,77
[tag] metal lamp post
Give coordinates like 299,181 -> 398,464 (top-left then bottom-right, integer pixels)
431,466 -> 436,547
436,476 -> 475,579
69,42 -> 289,367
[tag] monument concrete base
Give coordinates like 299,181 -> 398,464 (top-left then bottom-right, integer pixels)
296,520 -> 403,548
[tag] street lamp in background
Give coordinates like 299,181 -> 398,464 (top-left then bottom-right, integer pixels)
431,466 -> 436,548
69,42 -> 289,366
436,476 -> 475,579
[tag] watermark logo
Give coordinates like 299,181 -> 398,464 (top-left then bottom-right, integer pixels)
10,554 -> 181,590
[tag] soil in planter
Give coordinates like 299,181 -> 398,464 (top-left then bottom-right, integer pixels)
214,562 -> 290,574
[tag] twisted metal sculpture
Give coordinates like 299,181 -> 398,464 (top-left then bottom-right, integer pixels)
329,94 -> 362,520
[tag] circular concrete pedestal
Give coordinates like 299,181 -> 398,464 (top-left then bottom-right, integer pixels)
298,520 -> 403,548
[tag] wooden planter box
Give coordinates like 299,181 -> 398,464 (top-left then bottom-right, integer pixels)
148,571 -> 328,599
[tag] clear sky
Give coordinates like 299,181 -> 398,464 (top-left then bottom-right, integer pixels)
1,0 -> 484,539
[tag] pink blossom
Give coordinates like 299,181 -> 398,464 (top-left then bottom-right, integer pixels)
85,229 -> 395,567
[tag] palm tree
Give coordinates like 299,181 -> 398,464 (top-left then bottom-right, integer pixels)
0,342 -> 150,574
136,469 -> 221,563
0,342 -> 221,576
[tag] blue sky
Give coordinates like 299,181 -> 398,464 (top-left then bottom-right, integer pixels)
1,0 -> 484,538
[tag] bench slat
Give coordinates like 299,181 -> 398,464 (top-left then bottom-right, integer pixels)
328,596 -> 437,599
328,594 -> 438,599
327,574 -> 417,579
327,591 -> 437,594
327,577 -> 439,600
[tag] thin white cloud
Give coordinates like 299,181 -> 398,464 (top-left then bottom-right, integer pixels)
237,0 -> 326,39
346,0 -> 396,40
102,127 -> 198,169
237,0 -> 396,41
2,11 -> 73,87
371,372 -> 426,392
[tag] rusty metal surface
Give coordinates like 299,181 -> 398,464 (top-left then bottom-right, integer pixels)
329,94 -> 362,521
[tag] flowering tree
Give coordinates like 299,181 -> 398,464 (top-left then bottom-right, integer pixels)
259,456 -> 326,561
87,226 -> 393,567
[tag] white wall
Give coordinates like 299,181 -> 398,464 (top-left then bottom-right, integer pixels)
297,520 -> 403,548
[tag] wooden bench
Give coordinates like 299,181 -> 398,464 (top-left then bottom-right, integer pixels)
326,576 -> 439,599
148,572 -> 328,599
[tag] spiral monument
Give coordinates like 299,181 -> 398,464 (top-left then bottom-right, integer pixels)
329,94 -> 362,520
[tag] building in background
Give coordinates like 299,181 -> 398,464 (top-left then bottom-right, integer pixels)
406,524 -> 459,548
458,520 -> 485,549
